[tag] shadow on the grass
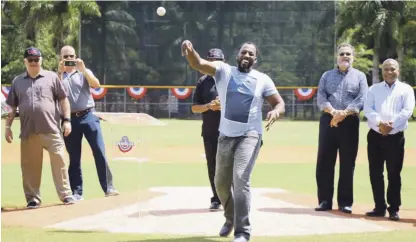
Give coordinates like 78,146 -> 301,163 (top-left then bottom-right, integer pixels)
1,203 -> 64,213
259,207 -> 416,225
50,230 -> 99,234
121,237 -> 219,242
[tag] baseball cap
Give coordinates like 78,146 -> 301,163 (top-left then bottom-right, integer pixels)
207,48 -> 224,60
24,47 -> 42,58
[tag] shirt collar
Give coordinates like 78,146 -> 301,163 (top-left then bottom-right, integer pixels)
383,79 -> 399,89
336,66 -> 352,74
63,69 -> 80,78
24,69 -> 45,79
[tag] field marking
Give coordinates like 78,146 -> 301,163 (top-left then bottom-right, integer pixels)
46,186 -> 391,236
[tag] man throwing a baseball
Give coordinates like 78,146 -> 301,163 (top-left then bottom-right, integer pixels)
182,40 -> 285,242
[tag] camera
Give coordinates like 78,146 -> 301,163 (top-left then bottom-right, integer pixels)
64,60 -> 76,67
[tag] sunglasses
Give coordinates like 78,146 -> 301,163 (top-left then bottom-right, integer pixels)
27,58 -> 40,63
339,52 -> 352,56
63,55 -> 75,58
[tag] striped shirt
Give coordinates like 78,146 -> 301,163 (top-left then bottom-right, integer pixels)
317,68 -> 368,113
213,62 -> 278,137
364,80 -> 415,134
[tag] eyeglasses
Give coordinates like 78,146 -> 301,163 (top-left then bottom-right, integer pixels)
339,52 -> 352,56
63,55 -> 75,59
27,58 -> 40,63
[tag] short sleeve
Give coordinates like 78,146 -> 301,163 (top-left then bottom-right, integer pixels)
6,78 -> 19,108
262,74 -> 278,97
192,77 -> 204,105
83,69 -> 95,78
53,74 -> 68,100
213,62 -> 230,84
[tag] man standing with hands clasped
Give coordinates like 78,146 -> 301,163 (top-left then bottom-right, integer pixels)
192,48 -> 225,211
315,43 -> 368,214
364,59 -> 415,221
182,40 -> 285,242
57,45 -> 118,201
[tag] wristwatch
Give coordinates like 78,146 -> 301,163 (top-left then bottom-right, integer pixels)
62,117 -> 71,122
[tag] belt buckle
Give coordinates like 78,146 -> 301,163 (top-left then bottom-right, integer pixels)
75,111 -> 83,117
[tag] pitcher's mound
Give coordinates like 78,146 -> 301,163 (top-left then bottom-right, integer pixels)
47,187 -> 391,236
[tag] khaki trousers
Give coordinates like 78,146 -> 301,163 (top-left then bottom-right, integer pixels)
20,133 -> 72,204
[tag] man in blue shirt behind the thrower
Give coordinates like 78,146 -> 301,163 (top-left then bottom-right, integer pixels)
181,40 -> 285,242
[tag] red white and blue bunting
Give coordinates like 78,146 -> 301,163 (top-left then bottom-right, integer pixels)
171,88 -> 192,100
1,86 -> 11,98
127,87 -> 147,100
294,88 -> 317,101
90,87 -> 108,100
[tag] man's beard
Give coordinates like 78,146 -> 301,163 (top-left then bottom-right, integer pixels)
237,59 -> 253,73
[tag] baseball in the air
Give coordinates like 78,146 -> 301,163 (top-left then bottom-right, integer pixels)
157,7 -> 166,16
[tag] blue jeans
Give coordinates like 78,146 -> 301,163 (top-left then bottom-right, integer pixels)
64,111 -> 115,196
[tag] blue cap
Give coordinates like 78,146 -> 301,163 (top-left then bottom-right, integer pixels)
24,47 -> 42,58
207,48 -> 224,60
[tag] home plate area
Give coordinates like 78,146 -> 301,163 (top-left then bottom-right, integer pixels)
47,187 -> 391,236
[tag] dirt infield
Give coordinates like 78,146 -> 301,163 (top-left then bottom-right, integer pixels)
2,186 -> 415,236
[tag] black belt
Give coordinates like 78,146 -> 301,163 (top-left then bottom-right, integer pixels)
71,108 -> 92,117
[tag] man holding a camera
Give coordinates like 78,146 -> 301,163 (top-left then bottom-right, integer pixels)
58,45 -> 118,201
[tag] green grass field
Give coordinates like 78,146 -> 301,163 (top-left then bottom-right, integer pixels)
2,119 -> 416,241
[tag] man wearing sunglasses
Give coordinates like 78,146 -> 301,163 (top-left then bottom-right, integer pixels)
4,47 -> 75,208
57,45 -> 118,201
315,43 -> 368,214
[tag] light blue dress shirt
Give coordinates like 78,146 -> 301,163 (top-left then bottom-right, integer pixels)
317,68 -> 368,113
364,80 -> 415,134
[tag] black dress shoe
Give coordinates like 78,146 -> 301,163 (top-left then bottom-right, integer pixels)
365,209 -> 386,217
338,206 -> 352,214
388,212 -> 399,221
315,201 -> 332,211
219,221 -> 233,237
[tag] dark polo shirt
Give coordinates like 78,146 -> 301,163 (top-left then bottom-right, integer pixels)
6,69 -> 67,138
193,75 -> 221,137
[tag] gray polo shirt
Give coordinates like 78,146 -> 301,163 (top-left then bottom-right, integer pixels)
61,69 -> 95,112
6,70 -> 67,138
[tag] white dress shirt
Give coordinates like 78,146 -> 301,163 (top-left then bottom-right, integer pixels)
364,80 -> 415,134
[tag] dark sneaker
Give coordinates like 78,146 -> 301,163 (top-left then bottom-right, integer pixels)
210,201 -> 221,210
26,201 -> 39,209
389,212 -> 400,221
63,196 -> 75,205
219,221 -> 233,237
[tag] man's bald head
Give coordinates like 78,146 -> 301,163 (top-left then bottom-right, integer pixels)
60,45 -> 76,60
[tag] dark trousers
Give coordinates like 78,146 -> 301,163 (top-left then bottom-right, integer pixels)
316,113 -> 359,207
203,135 -> 220,203
64,111 -> 115,196
367,129 -> 404,213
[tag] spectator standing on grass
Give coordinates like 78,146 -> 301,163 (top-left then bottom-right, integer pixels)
315,43 -> 368,214
4,47 -> 75,208
363,59 -> 415,221
57,45 -> 118,201
191,48 -> 225,211
182,40 -> 285,242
